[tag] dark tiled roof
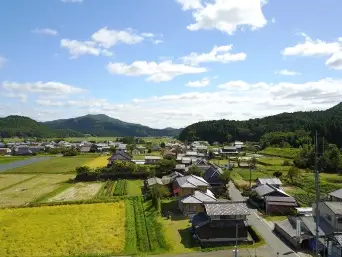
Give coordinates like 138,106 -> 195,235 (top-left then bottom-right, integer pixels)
108,151 -> 131,161
329,189 -> 342,199
204,201 -> 250,216
252,184 -> 275,197
192,212 -> 210,228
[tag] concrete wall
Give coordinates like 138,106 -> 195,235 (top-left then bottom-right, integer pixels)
317,202 -> 342,230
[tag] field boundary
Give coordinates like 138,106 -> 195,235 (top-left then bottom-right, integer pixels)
32,182 -> 74,203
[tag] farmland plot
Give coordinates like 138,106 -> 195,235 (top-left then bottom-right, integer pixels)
0,202 -> 126,257
0,174 -> 74,208
46,182 -> 104,202
0,174 -> 35,190
84,156 -> 109,168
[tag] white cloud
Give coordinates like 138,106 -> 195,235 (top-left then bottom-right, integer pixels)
91,27 -> 144,48
2,81 -> 86,95
107,60 -> 207,82
282,33 -> 341,57
61,0 -> 83,3
275,69 -> 301,76
32,28 -> 58,36
153,40 -> 163,45
141,33 -> 154,38
182,45 -> 246,65
0,56 -> 6,69
186,77 -> 210,87
180,0 -> 267,35
2,93 -> 28,103
176,0 -> 202,10
60,39 -> 113,59
326,52 -> 342,70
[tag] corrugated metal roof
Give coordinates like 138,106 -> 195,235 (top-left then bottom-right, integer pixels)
325,201 -> 342,214
147,177 -> 163,186
181,190 -> 216,204
329,189 -> 342,199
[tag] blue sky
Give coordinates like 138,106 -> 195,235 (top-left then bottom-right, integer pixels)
1,0 -> 342,128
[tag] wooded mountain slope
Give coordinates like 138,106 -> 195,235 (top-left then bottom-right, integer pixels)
179,103 -> 342,147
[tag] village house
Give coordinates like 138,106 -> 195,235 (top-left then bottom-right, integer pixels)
256,177 -> 282,188
328,189 -> 342,202
202,164 -> 226,189
173,175 -> 210,197
107,150 -> 132,165
136,146 -> 147,154
161,171 -> 184,185
144,156 -> 162,164
179,190 -> 216,215
191,201 -> 251,244
220,146 -> 239,156
145,177 -> 164,188
0,148 -> 11,155
174,164 -> 188,173
0,142 -> 6,148
79,146 -> 91,153
233,141 -> 245,151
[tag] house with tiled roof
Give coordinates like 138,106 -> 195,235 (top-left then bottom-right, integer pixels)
107,150 -> 132,165
172,175 -> 210,197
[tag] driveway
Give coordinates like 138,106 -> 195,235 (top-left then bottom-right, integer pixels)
0,156 -> 52,172
229,181 -> 300,257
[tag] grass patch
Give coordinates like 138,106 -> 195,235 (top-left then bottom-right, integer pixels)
127,180 -> 143,196
263,215 -> 287,222
114,179 -> 128,196
4,156 -> 96,174
257,158 -> 288,166
0,174 -> 36,191
259,147 -> 299,159
0,202 -> 126,257
83,156 -> 109,168
0,156 -> 30,164
0,174 -> 75,208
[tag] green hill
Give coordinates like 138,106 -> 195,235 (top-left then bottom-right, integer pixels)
43,114 -> 181,137
179,103 -> 342,147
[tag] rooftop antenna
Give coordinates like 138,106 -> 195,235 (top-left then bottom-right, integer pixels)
314,131 -> 320,257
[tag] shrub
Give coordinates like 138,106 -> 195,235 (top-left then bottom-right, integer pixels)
273,171 -> 283,178
283,160 -> 291,166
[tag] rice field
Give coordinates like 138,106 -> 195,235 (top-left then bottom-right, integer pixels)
0,202 -> 126,257
0,174 -> 36,190
127,180 -> 143,196
0,156 -> 30,164
0,174 -> 74,208
46,182 -> 104,202
84,156 -> 109,168
4,156 -> 96,174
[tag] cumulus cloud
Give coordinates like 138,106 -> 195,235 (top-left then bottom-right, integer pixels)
275,69 -> 301,76
282,33 -> 342,70
107,61 -> 207,82
2,81 -> 86,95
60,39 -> 113,59
182,45 -> 246,65
282,33 -> 341,57
0,56 -> 6,69
32,28 -> 58,36
178,0 -> 267,35
186,77 -> 210,87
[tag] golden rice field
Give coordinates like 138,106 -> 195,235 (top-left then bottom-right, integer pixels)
84,156 -> 109,168
0,174 -> 74,208
0,174 -> 36,190
46,182 -> 104,202
0,202 -> 126,257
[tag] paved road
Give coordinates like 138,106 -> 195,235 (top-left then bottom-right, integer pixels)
228,181 -> 300,257
0,156 -> 52,172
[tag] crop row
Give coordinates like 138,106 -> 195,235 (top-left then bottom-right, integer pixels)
133,197 -> 150,252
125,199 -> 138,254
113,180 -> 127,196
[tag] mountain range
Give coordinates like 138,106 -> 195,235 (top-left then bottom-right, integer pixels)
179,102 -> 342,147
0,114 -> 181,138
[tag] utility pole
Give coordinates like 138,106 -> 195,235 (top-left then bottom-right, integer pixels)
234,224 -> 239,257
315,131 -> 320,257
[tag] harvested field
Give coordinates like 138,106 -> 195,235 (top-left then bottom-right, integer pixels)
0,202 -> 126,257
47,182 -> 103,202
84,156 -> 109,168
4,156 -> 96,174
0,174 -> 36,190
0,174 -> 74,208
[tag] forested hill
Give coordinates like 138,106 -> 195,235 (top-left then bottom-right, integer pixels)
178,103 -> 342,147
43,114 -> 181,137
0,116 -> 83,138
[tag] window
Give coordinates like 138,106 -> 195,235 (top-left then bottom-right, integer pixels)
326,214 -> 332,221
189,205 -> 197,212
337,217 -> 342,223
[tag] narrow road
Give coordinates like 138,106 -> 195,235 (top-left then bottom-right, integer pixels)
229,181 -> 300,257
0,156 -> 52,172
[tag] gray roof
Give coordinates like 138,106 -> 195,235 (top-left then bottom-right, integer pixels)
175,164 -> 186,170
147,177 -> 163,186
325,201 -> 342,214
176,175 -> 209,188
145,156 -> 162,160
181,190 -> 216,204
256,177 -> 282,186
300,216 -> 334,236
80,146 -> 91,152
265,196 -> 297,203
252,184 -> 275,197
329,189 -> 342,199
334,234 -> 342,246
192,212 -> 210,228
204,201 -> 250,216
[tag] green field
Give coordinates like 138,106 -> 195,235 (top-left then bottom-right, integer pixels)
0,156 -> 30,164
127,180 -> 143,196
0,202 -> 126,257
4,156 -> 96,174
0,174 -> 36,191
259,147 -> 299,159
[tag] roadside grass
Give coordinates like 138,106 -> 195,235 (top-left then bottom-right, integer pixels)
45,182 -> 104,203
0,174 -> 36,191
0,156 -> 30,164
0,202 -> 126,257
257,158 -> 289,166
127,180 -> 143,196
83,156 -> 108,168
3,156 -> 96,174
259,147 -> 299,159
0,174 -> 75,208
